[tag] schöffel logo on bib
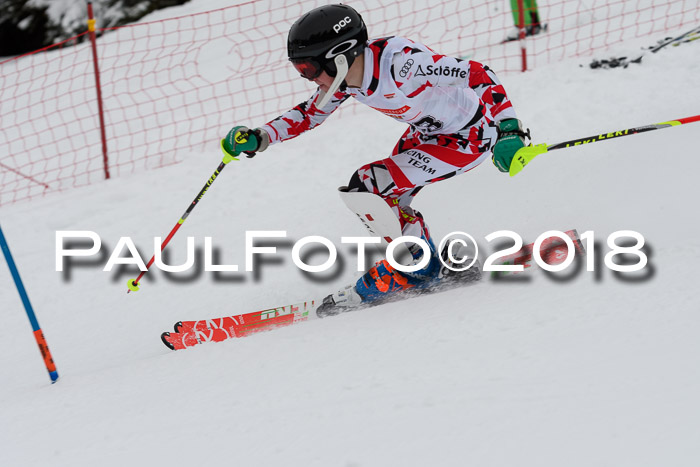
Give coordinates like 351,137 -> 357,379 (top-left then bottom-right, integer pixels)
333,16 -> 352,33
415,64 -> 467,79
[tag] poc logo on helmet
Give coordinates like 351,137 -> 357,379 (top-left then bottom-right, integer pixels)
333,16 -> 352,33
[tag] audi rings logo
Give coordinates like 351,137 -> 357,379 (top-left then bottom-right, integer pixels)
399,59 -> 414,78
325,39 -> 358,59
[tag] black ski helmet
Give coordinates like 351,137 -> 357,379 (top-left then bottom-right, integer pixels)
287,4 -> 368,79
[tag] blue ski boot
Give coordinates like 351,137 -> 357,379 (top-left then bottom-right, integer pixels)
316,235 -> 442,317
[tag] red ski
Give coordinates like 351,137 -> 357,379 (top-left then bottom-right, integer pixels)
161,301 -> 316,350
492,229 -> 585,276
161,230 -> 584,350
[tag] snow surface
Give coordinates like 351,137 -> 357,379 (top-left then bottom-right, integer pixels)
2,4 -> 700,467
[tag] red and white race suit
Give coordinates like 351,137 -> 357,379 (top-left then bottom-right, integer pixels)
262,36 -> 518,247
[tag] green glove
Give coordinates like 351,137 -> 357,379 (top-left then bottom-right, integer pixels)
221,126 -> 270,161
492,119 -> 530,173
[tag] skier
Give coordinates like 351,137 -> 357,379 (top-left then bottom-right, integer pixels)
221,4 -> 529,314
504,0 -> 546,42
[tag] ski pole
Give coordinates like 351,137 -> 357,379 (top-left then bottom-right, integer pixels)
127,140 -> 242,293
0,223 -> 59,383
509,114 -> 700,176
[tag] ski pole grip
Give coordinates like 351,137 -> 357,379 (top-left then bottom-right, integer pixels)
220,139 -> 240,164
509,143 -> 549,176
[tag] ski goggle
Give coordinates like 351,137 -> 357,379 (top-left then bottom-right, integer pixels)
290,58 -> 323,81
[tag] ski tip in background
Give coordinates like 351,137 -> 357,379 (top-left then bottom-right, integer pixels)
161,332 -> 176,351
173,321 -> 183,333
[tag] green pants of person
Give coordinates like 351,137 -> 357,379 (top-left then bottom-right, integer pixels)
510,0 -> 541,26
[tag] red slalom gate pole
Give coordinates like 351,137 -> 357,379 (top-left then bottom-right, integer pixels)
517,0 -> 527,71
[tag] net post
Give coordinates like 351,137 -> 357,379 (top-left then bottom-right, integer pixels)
87,1 -> 110,180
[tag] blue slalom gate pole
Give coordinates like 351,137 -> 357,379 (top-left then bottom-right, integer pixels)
0,223 -> 59,383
